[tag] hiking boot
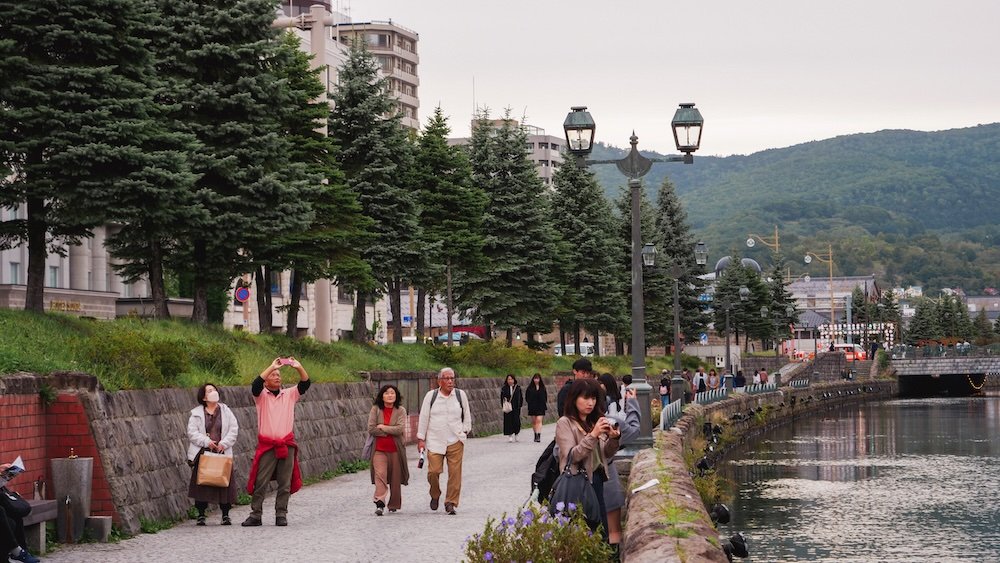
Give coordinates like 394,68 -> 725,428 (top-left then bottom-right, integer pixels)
430,497 -> 439,511
375,500 -> 385,516
275,516 -> 288,526
445,502 -> 456,515
196,515 -> 206,526
241,516 -> 262,527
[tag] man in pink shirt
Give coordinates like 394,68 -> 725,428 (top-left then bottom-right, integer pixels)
242,357 -> 310,527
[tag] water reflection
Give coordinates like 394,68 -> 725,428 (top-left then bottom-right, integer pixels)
720,393 -> 1000,562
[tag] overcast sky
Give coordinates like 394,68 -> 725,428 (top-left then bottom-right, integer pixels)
341,0 -> 1000,156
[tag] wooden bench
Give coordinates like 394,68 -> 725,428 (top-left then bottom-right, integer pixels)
23,499 -> 57,555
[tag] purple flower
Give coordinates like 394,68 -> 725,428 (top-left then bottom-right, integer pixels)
543,531 -> 553,540
567,502 -> 577,512
555,501 -> 565,512
504,516 -> 517,527
484,552 -> 493,561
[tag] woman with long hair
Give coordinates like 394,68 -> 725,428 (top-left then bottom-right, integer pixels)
555,379 -> 620,544
500,374 -> 523,442
524,373 -> 547,442
597,373 -> 641,552
367,384 -> 409,515
186,383 -> 239,525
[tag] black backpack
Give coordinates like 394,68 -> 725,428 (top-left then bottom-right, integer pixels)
530,439 -> 560,501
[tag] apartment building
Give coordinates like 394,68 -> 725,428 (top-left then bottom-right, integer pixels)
448,119 -> 566,186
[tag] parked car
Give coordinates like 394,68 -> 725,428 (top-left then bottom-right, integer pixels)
833,343 -> 867,361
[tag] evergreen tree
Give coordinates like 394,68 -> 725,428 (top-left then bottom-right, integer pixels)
713,257 -> 769,351
151,0 -> 315,323
549,158 -> 625,355
763,254 -> 798,351
972,309 -> 995,345
328,41 -> 422,343
413,107 -> 484,342
613,183 -> 667,352
0,0 -> 188,313
463,109 -> 559,344
905,298 -> 940,344
267,33 -> 372,337
653,177 -> 709,348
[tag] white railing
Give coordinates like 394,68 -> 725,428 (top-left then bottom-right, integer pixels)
789,378 -> 810,389
695,387 -> 729,406
659,398 -> 684,430
739,382 -> 778,395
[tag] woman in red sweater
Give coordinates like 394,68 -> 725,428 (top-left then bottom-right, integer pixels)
367,384 -> 410,516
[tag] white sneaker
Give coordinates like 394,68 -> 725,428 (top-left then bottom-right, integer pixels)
513,434 -> 519,442
508,435 -> 513,443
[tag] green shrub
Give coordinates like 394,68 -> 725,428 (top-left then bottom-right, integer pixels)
455,341 -> 551,370
264,333 -> 342,365
190,342 -> 238,380
149,340 -> 191,383
84,326 -> 162,389
425,343 -> 459,365
464,504 -> 612,563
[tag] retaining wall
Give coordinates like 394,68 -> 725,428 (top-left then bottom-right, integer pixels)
622,379 -> 898,562
1,371 -> 564,535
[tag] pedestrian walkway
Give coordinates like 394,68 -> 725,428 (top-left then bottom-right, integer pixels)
43,424 -> 555,563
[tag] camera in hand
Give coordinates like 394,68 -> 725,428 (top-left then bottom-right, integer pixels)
278,357 -> 294,365
417,451 -> 425,468
609,419 -> 620,429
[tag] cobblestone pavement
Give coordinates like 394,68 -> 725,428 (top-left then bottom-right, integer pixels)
42,424 -> 555,563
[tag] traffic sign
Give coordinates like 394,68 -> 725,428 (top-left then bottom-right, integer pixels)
699,333 -> 709,345
235,286 -> 251,303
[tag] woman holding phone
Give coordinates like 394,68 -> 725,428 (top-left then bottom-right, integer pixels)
555,378 -> 620,543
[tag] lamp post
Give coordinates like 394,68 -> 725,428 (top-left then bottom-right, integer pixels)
761,304 -> 796,357
805,243 -> 836,337
669,242 -> 708,373
718,285 -> 750,377
564,103 -> 704,449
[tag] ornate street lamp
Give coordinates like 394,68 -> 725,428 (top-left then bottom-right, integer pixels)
563,106 -> 596,156
563,103 -> 704,450
718,285 -> 749,387
695,241 -> 708,266
641,243 -> 657,267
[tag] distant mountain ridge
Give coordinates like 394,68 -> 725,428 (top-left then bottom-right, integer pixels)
589,123 -> 1000,293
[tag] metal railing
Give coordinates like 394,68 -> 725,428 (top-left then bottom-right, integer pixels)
659,398 -> 684,431
789,378 -> 810,389
890,344 -> 1000,359
694,388 -> 729,406
736,382 -> 778,395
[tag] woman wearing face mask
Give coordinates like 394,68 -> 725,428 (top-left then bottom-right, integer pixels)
187,383 -> 239,525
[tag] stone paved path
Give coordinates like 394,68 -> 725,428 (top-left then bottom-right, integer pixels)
42,424 -> 555,563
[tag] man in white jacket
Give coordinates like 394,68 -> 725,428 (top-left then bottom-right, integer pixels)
417,367 -> 473,515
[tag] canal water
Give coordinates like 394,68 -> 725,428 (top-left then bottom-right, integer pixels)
719,393 -> 1000,562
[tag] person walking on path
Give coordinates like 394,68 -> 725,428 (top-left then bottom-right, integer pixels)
186,383 -> 239,526
524,373 -> 547,442
557,357 -> 593,417
500,374 -> 523,442
367,384 -> 409,516
555,379 -> 620,543
242,357 -> 310,527
417,367 -> 472,516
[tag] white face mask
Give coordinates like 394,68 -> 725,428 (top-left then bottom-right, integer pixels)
206,390 -> 220,403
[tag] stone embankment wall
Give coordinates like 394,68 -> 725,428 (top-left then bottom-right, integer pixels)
1,371 -> 563,535
622,379 -> 898,562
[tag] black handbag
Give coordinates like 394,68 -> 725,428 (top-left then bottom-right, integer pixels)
548,461 -> 601,526
0,486 -> 31,519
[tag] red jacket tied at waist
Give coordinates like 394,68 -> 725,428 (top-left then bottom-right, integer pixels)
246,432 -> 302,495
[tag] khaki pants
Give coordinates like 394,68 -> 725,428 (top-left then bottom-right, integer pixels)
250,447 -> 296,518
427,441 -> 464,507
372,450 -> 403,510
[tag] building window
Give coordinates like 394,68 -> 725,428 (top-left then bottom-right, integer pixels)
9,262 -> 20,284
538,142 -> 549,150
270,271 -> 281,295
539,160 -> 549,167
376,55 -> 392,72
366,33 -> 391,48
551,143 -> 560,151
337,284 -> 354,304
47,266 -> 59,288
524,143 -> 534,151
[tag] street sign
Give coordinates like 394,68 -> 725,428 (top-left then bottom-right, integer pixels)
699,333 -> 709,345
235,286 -> 251,303
402,315 -> 412,326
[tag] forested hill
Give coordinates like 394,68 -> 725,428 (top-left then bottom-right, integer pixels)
590,123 -> 1000,294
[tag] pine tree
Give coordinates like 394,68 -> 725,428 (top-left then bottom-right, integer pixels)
151,0 -> 316,323
653,177 -> 709,348
0,0 -> 188,313
614,183 -> 670,352
905,298 -> 940,344
413,107 -> 485,342
549,159 -> 625,355
267,33 -> 372,336
713,256 -> 770,351
328,41 -> 422,343
972,309 -> 995,345
463,109 -> 560,344
763,254 -> 798,351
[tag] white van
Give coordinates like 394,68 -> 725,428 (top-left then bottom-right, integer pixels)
554,342 -> 595,357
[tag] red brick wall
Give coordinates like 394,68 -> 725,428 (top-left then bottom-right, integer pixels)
0,392 -> 117,520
